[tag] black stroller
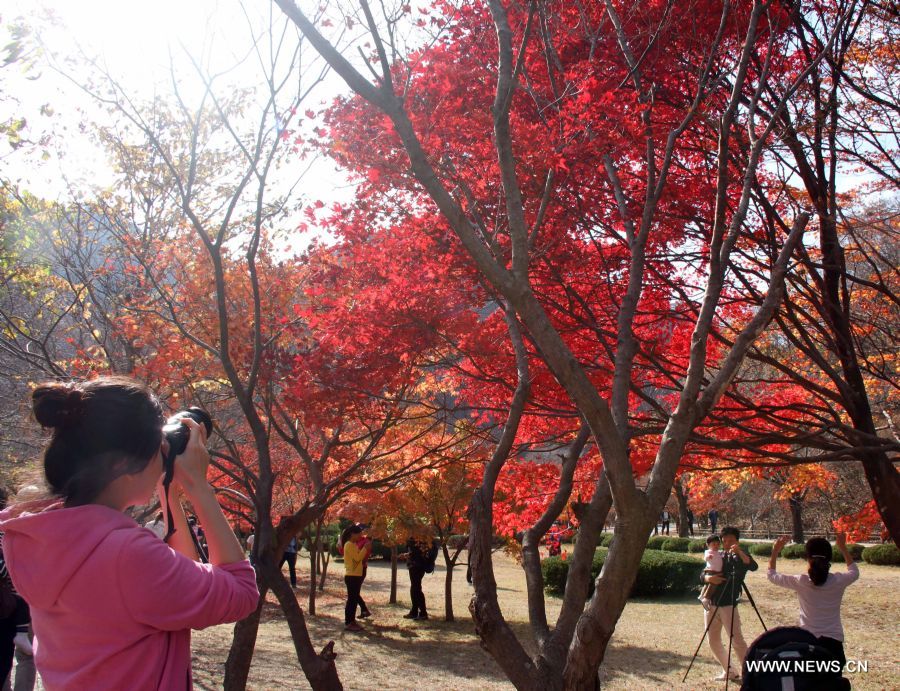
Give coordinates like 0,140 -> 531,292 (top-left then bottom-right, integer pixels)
740,626 -> 850,690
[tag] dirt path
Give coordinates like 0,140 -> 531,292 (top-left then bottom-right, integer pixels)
192,554 -> 899,690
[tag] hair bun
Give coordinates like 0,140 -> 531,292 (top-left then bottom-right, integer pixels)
32,383 -> 84,429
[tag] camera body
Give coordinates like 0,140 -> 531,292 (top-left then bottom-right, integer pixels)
162,407 -> 213,475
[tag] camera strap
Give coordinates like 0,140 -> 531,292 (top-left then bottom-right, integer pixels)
162,446 -> 178,542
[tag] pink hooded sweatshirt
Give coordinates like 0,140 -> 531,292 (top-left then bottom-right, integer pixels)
0,501 -> 259,690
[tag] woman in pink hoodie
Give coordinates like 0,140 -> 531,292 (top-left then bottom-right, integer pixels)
0,377 -> 259,690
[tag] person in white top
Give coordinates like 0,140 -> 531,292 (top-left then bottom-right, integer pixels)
767,532 -> 859,670
144,512 -> 166,540
246,533 -> 255,561
698,534 -> 723,610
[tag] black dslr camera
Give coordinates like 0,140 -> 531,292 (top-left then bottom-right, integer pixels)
162,407 -> 213,476
159,407 -> 212,544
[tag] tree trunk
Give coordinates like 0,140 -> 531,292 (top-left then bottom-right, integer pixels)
858,449 -> 900,547
224,583 -> 266,691
263,561 -> 342,690
317,550 -> 330,592
675,479 -> 690,538
308,544 -> 317,616
389,545 -> 398,604
469,486 -> 552,690
311,521 -> 325,596
789,493 -> 804,544
799,166 -> 900,546
444,549 -> 454,622
561,514 -> 653,690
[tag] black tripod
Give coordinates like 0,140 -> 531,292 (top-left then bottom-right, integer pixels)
683,556 -> 767,687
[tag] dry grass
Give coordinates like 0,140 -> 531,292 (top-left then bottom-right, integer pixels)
192,552 -> 899,690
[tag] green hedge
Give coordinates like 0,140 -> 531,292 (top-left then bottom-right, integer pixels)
646,535 -> 669,550
298,523 -> 342,555
634,550 -> 704,596
750,542 -> 773,557
688,539 -> 708,553
745,541 -> 865,561
661,537 -> 691,552
832,543 -> 864,562
329,537 -> 341,557
542,548 -> 704,598
781,544 -> 808,559
599,533 -> 615,547
541,553 -> 574,594
862,544 -> 900,566
542,547 -> 609,597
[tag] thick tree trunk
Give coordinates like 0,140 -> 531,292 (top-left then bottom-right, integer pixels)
832,325 -> 900,545
789,493 -> 804,544
541,477 -> 613,670
467,312 -> 550,688
390,546 -> 398,604
562,514 -> 653,690
859,451 -> 900,547
469,486 -> 553,691
786,145 -> 900,546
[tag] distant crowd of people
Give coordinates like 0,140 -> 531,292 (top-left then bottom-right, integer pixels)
652,507 -> 719,536
246,523 -> 441,632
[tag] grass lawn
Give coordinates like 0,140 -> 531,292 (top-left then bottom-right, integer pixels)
192,551 -> 899,690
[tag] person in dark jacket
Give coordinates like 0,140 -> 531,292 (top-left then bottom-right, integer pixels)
701,526 -> 757,681
404,537 -> 438,621
708,509 -> 719,533
280,536 -> 298,588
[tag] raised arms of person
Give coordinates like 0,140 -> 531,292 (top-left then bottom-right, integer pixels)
835,532 -> 852,567
172,418 -> 246,566
158,478 -> 199,561
769,535 -> 790,571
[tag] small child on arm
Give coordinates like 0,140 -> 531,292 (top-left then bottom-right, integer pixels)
698,534 -> 723,610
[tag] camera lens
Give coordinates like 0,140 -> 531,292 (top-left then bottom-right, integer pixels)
162,407 -> 213,458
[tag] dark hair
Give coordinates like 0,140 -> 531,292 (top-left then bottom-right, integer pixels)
706,534 -> 721,545
33,377 -> 164,506
805,537 -> 832,586
340,525 -> 362,546
720,526 -> 740,539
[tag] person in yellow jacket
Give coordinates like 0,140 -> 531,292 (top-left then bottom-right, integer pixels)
341,525 -> 372,631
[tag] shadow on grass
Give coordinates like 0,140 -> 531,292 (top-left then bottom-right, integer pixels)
328,617 -> 508,684
602,642 -> 703,686
544,591 -> 705,605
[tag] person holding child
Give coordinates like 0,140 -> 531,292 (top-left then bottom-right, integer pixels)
701,526 -> 757,681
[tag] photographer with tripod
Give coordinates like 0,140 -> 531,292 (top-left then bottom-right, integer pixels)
702,526 -> 758,681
